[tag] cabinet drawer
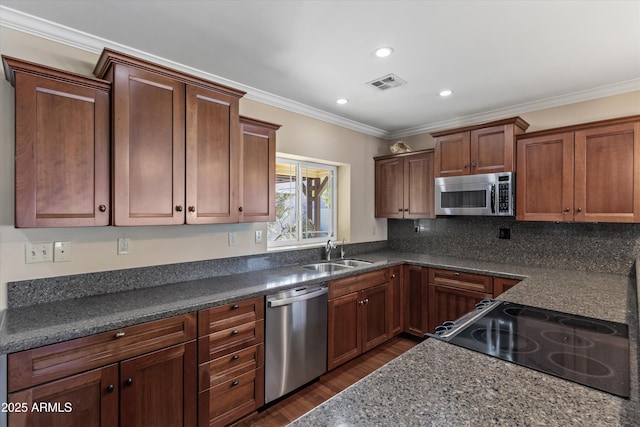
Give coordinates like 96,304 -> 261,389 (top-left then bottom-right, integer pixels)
199,367 -> 264,427
428,268 -> 493,293
8,313 -> 197,392
198,319 -> 264,362
329,269 -> 389,299
199,343 -> 264,391
198,297 -> 264,338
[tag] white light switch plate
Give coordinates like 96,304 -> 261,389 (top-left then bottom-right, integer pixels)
25,242 -> 53,264
54,241 -> 72,262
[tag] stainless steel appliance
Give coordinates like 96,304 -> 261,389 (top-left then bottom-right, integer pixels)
265,285 -> 328,403
435,172 -> 514,216
428,299 -> 630,397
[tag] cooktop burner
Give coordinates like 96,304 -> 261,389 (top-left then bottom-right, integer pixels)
430,300 -> 630,398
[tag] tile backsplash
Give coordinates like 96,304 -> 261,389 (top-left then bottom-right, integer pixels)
388,217 -> 640,276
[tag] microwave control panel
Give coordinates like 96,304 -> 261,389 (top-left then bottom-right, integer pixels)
497,175 -> 512,214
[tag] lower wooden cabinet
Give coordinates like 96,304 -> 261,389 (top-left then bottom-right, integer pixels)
493,277 -> 521,296
427,268 -> 493,333
197,297 -> 264,427
403,265 -> 429,337
388,265 -> 404,336
327,269 -> 391,370
7,314 -> 197,427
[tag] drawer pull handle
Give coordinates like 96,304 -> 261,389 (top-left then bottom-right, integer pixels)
232,354 -> 240,360
125,378 -> 133,386
231,329 -> 239,335
107,384 -> 114,393
232,304 -> 239,309
115,332 -> 125,338
231,380 -> 239,386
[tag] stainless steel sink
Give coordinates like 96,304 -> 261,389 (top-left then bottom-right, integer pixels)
332,259 -> 373,267
302,262 -> 353,272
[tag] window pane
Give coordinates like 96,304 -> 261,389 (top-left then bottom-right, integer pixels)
301,165 -> 332,240
268,162 -> 297,242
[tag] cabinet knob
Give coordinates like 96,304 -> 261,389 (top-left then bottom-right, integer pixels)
231,380 -> 239,386
454,272 -> 460,276
398,208 -> 403,212
232,354 -> 239,360
576,207 -> 582,213
404,208 -> 409,212
463,164 -> 468,168
98,204 -> 107,212
188,206 -> 195,213
232,304 -> 239,309
107,384 -> 114,393
231,329 -> 239,335
115,331 -> 125,338
391,274 -> 396,279
564,208 -> 570,213
238,206 -> 243,212
175,205 -> 183,212
125,378 -> 133,386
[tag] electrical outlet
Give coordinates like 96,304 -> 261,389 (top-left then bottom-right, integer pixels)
255,230 -> 263,243
25,242 -> 53,264
228,232 -> 237,246
54,241 -> 72,262
499,227 -> 511,240
117,238 -> 130,255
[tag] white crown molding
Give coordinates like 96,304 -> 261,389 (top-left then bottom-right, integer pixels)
2,6 -> 638,141
388,78 -> 640,140
0,6 -> 390,139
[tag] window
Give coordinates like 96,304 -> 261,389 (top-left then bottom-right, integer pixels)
268,158 -> 337,247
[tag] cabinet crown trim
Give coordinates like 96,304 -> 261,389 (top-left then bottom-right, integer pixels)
516,115 -> 640,140
93,48 -> 245,98
430,116 -> 530,137
374,148 -> 434,161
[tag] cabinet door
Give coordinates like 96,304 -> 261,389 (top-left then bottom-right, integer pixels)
12,70 -> 110,227
375,157 -> 404,218
362,283 -> 390,352
8,364 -> 118,427
327,292 -> 361,370
120,341 -> 196,427
403,265 -> 429,336
238,117 -> 279,222
404,151 -> 435,218
185,85 -> 240,224
470,124 -> 514,174
574,121 -> 640,222
388,265 -> 403,336
428,285 -> 492,333
493,277 -> 520,297
434,132 -> 470,177
112,64 -> 186,225
516,132 -> 574,221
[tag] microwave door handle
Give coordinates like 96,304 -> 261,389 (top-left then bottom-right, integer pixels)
491,184 -> 496,214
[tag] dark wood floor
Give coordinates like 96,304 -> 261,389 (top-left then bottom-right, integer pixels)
233,335 -> 421,427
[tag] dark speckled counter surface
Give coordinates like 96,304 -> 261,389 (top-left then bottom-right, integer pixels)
1,251 -> 638,426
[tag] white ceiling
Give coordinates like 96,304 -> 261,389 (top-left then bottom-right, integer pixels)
1,0 -> 639,139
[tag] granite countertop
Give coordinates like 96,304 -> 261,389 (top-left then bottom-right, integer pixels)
1,251 -> 638,425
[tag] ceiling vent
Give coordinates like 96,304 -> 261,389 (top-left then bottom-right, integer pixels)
367,73 -> 407,91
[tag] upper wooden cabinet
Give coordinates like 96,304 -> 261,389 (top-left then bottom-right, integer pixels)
375,150 -> 434,219
432,117 -> 529,177
3,56 -> 111,228
94,49 -> 246,225
517,116 -> 640,222
239,116 -> 281,223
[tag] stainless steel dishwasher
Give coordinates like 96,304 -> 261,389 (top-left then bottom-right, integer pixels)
265,284 -> 328,403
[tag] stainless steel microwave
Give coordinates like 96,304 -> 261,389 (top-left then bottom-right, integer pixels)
435,172 -> 514,216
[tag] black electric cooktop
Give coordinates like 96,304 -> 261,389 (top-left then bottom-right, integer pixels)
431,300 -> 630,398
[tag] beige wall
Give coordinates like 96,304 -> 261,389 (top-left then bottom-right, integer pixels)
1,27 -> 639,310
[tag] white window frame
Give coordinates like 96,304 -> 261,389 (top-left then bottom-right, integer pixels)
268,157 -> 337,249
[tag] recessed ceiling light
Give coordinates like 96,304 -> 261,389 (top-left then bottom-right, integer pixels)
439,89 -> 453,97
336,98 -> 349,105
375,47 -> 394,58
